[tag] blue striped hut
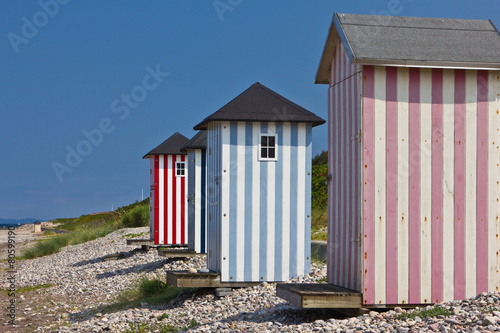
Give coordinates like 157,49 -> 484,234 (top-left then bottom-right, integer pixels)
181,131 -> 208,254
193,82 -> 325,282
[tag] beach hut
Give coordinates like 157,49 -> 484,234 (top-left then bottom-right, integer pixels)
34,220 -> 42,233
193,82 -> 325,283
278,13 -> 500,308
143,132 -> 189,245
181,131 -> 208,254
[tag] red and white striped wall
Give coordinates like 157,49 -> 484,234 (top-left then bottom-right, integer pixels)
328,41 -> 500,306
150,154 -> 188,245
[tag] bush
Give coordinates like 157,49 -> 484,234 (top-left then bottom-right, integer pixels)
312,163 -> 328,210
121,205 -> 149,228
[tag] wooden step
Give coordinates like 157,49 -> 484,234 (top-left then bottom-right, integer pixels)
276,283 -> 362,308
157,248 -> 204,258
166,270 -> 260,288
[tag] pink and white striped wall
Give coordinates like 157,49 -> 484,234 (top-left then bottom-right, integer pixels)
150,154 -> 188,245
328,41 -> 500,306
327,41 -> 362,292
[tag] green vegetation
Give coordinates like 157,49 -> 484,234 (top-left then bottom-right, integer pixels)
121,205 -> 149,228
480,305 -> 500,314
397,306 -> 451,320
20,220 -> 122,259
311,150 -> 328,241
97,277 -> 184,314
57,213 -> 117,232
20,199 -> 150,259
312,150 -> 328,167
124,319 -> 200,333
157,313 -> 169,321
0,283 -> 53,294
122,231 -> 148,239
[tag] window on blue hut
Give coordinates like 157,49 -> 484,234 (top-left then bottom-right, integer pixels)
176,162 -> 186,177
259,134 -> 277,161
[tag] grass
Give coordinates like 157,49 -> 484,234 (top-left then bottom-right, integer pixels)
122,231 -> 148,239
97,277 -> 184,313
480,305 -> 500,314
19,199 -> 151,260
0,283 -> 53,294
42,229 -> 57,236
311,206 -> 327,241
397,306 -> 451,320
20,219 -> 122,259
57,213 -> 116,232
123,319 -> 200,333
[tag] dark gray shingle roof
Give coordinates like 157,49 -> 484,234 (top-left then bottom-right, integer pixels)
143,132 -> 189,159
180,131 -> 207,152
316,13 -> 500,84
193,82 -> 325,130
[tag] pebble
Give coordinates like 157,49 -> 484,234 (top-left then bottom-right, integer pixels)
4,227 -> 500,332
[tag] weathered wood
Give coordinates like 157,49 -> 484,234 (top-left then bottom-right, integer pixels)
166,271 -> 260,288
126,239 -> 155,245
276,283 -> 363,308
157,248 -> 204,258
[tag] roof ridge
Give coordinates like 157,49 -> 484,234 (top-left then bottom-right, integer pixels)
341,22 -> 495,32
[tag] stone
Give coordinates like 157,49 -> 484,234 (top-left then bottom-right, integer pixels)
428,323 -> 439,330
483,317 -> 497,325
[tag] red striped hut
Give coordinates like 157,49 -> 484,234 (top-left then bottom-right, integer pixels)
278,13 -> 500,308
143,132 -> 189,245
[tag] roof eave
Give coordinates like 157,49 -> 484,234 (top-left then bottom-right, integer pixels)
354,58 -> 500,70
195,118 -> 326,129
315,12 -> 356,85
315,17 -> 337,84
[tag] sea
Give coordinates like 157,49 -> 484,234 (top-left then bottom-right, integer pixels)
0,219 -> 45,229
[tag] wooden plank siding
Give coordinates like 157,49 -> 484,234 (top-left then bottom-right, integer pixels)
327,41 -> 362,292
207,121 -> 313,282
355,66 -> 500,306
151,154 -> 188,245
187,149 -> 207,254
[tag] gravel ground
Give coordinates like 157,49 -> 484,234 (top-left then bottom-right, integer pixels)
2,227 -> 500,332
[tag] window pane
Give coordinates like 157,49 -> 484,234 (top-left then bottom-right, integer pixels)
268,136 -> 275,147
261,136 -> 268,147
261,148 -> 267,158
269,148 -> 275,158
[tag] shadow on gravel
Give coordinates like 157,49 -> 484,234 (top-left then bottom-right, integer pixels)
219,306 -> 349,327
71,248 -> 148,267
95,258 -> 186,280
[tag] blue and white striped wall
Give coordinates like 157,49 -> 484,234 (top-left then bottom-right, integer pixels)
187,149 -> 207,254
206,121 -> 312,282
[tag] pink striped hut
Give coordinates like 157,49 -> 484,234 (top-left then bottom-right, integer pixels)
277,13 -> 500,308
143,132 -> 189,246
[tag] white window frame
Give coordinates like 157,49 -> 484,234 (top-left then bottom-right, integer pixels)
258,134 -> 278,162
175,161 -> 186,177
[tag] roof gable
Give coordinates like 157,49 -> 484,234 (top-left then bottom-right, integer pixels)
193,82 -> 325,130
316,13 -> 500,84
143,132 -> 189,159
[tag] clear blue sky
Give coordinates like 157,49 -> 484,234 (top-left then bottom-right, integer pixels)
1,0 -> 498,220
